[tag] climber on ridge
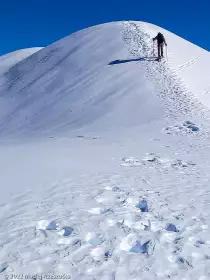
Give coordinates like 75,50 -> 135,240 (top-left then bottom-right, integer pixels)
153,32 -> 167,59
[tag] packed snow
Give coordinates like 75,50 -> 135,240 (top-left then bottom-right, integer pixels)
1,21 -> 210,279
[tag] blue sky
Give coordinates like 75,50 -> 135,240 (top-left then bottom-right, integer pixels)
0,0 -> 209,55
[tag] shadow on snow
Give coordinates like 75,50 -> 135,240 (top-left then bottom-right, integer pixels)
108,57 -> 158,65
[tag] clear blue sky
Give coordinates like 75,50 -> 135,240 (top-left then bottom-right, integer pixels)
0,0 -> 209,55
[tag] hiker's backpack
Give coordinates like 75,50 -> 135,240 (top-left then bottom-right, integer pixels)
157,33 -> 164,43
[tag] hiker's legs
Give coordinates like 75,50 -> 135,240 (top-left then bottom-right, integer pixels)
160,43 -> 164,57
158,43 -> 161,58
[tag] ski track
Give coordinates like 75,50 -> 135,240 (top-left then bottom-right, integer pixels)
1,21 -> 210,280
172,53 -> 204,73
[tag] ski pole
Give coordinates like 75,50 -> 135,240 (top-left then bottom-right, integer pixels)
153,40 -> 154,56
166,45 -> 168,60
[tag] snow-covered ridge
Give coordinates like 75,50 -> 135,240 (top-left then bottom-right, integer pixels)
0,21 -> 210,138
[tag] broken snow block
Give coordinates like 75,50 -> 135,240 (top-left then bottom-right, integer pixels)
129,240 -> 150,254
136,199 -> 149,212
166,223 -> 178,232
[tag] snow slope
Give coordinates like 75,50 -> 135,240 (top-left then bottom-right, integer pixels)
0,48 -> 42,74
1,21 -> 210,279
0,21 -> 210,138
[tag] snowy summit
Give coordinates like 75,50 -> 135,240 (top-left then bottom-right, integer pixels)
0,21 -> 210,280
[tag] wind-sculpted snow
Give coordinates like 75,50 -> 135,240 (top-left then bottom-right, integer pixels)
0,48 -> 42,74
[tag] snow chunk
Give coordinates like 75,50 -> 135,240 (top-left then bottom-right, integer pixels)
135,199 -> 149,212
165,223 -> 179,232
120,233 -> 150,254
57,226 -> 74,237
36,220 -> 59,231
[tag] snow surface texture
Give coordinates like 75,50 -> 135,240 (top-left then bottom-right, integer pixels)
1,21 -> 210,279
0,48 -> 42,74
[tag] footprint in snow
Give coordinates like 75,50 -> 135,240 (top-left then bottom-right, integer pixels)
121,157 -> 141,167
142,154 -> 174,168
142,153 -> 196,169
104,186 -> 122,192
171,159 -> 196,168
57,226 -> 74,237
142,154 -> 158,163
163,121 -> 199,135
183,121 -> 199,132
36,220 -> 74,237
120,233 -> 155,255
